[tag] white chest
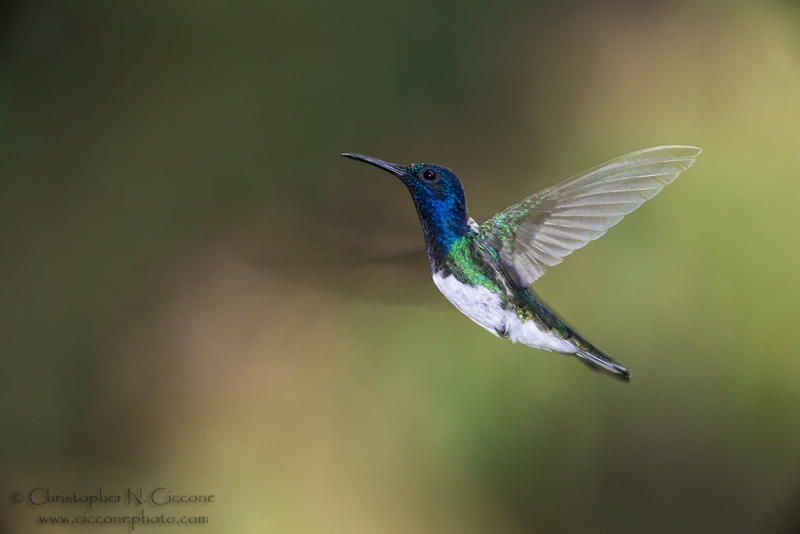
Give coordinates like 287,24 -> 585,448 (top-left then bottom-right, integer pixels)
432,272 -> 577,354
432,272 -> 507,335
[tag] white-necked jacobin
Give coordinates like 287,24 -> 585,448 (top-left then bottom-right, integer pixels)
342,146 -> 701,381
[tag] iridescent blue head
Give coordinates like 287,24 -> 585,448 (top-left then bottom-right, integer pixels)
343,153 -> 471,262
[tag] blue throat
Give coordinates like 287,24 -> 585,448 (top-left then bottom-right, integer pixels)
405,185 -> 471,269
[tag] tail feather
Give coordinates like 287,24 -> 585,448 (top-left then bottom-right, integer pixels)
574,348 -> 631,382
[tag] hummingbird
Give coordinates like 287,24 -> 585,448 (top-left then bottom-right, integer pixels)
342,146 -> 701,381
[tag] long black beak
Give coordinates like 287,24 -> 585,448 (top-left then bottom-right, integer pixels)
342,153 -> 405,177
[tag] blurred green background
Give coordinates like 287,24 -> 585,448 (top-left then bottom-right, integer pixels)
2,1 -> 800,532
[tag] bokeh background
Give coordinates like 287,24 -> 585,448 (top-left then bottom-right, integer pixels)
2,1 -> 800,533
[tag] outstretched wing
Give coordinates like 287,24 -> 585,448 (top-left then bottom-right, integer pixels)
478,146 -> 701,286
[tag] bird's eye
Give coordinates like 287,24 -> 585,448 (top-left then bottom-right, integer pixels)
422,168 -> 437,181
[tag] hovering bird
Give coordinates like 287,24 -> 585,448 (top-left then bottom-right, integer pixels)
342,146 -> 701,380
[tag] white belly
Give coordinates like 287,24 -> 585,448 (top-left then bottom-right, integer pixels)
432,273 -> 576,354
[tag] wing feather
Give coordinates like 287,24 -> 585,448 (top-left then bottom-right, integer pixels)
478,146 -> 701,286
